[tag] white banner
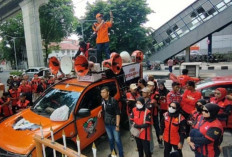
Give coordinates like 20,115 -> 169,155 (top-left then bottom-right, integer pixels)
122,63 -> 140,81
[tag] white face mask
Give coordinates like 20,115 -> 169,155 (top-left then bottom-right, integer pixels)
136,103 -> 143,109
168,107 -> 176,113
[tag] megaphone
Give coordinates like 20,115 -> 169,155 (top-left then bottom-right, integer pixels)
120,51 -> 131,63
131,50 -> 144,63
103,52 -> 122,74
74,55 -> 94,76
49,56 -> 60,75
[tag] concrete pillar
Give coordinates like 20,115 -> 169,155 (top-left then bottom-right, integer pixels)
185,47 -> 190,62
19,0 -> 49,68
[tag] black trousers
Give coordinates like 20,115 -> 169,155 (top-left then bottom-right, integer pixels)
153,115 -> 162,144
135,137 -> 151,157
181,110 -> 191,136
164,141 -> 182,157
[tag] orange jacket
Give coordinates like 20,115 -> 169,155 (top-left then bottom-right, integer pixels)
181,90 -> 202,114
92,22 -> 112,44
162,112 -> 185,145
130,107 -> 151,141
177,75 -> 199,88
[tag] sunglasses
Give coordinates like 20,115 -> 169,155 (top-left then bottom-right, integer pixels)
169,106 -> 176,109
202,109 -> 209,113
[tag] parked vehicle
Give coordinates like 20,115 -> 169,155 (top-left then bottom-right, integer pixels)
0,62 -> 141,156
196,75 -> 232,129
22,67 -> 47,78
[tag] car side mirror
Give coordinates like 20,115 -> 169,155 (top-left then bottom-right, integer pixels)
77,108 -> 90,118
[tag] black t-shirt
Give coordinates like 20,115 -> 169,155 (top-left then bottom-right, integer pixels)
102,97 -> 120,116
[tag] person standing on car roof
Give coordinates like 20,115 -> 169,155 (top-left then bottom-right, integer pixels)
210,88 -> 232,128
98,86 -> 124,157
92,11 -> 113,63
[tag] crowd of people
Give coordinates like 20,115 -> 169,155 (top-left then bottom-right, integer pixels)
106,72 -> 231,157
0,74 -> 63,118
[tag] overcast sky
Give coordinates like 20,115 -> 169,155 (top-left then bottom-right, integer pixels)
71,0 -> 196,39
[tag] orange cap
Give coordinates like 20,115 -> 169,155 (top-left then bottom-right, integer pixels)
96,13 -> 102,18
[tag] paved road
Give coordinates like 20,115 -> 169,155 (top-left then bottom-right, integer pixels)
1,67 -> 232,157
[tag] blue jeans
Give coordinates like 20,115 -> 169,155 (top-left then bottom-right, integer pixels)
105,125 -> 124,157
169,66 -> 173,73
97,42 -> 110,63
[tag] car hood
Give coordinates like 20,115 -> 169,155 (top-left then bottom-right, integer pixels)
0,108 -> 71,155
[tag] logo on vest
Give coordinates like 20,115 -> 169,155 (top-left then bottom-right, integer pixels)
214,130 -> 219,135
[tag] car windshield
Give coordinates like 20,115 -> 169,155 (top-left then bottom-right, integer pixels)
32,88 -> 81,117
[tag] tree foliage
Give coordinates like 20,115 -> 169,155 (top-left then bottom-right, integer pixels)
0,0 -> 75,68
76,0 -> 153,54
39,0 -> 75,62
0,13 -> 25,67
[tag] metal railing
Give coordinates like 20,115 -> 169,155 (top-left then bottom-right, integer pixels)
151,0 -> 232,54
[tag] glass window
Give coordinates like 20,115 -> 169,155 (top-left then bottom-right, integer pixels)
78,81 -> 118,111
201,84 -> 232,100
33,88 -> 81,117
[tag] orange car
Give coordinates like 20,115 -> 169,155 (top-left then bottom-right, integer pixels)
0,60 -> 142,156
0,77 -> 125,156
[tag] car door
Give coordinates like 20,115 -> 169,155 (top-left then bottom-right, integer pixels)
74,81 -> 118,149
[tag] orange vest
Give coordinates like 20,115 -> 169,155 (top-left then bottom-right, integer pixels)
17,100 -> 30,108
9,89 -> 21,106
163,112 -> 185,145
130,108 -> 151,141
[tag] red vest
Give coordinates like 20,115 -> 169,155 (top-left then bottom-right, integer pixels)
0,98 -> 12,117
17,100 -> 30,108
160,97 -> 168,110
195,118 -> 223,157
210,97 -> 232,128
19,84 -> 32,93
131,107 -> 151,141
80,43 -> 90,58
163,112 -> 185,145
31,78 -> 41,93
9,89 -> 21,106
126,92 -> 140,115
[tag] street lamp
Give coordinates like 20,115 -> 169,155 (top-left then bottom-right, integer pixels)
4,35 -> 24,70
79,19 -> 96,40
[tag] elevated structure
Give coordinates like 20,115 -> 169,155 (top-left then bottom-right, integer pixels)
149,0 -> 232,62
0,0 -> 48,68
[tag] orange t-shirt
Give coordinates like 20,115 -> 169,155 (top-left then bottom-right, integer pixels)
93,21 -> 112,44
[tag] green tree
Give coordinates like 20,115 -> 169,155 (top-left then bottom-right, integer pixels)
0,13 -> 25,68
76,0 -> 153,54
39,0 -> 75,63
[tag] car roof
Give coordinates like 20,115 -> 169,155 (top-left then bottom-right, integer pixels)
211,75 -> 232,83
